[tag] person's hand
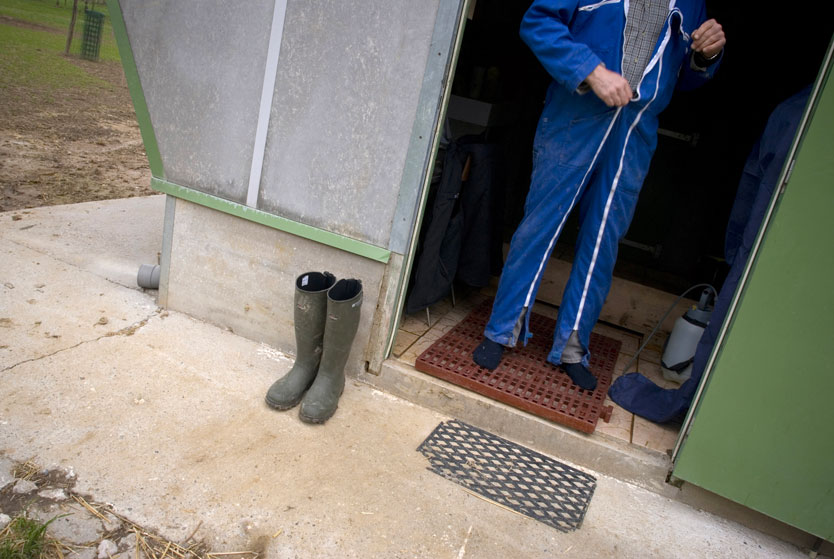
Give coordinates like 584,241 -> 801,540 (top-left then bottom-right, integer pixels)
585,64 -> 632,107
691,19 -> 725,59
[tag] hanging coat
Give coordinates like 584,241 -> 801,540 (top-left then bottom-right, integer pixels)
405,138 -> 506,314
405,142 -> 468,314
457,142 -> 507,287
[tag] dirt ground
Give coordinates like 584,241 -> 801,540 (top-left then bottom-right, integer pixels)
0,18 -> 151,213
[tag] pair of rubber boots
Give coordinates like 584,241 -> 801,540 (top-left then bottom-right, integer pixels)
265,272 -> 362,424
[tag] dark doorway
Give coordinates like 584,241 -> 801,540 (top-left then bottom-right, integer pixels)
444,1 -> 831,297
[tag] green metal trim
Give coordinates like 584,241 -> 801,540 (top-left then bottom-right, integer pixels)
152,178 -> 391,264
106,0 -> 164,177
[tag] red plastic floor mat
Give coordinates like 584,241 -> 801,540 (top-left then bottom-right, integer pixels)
415,299 -> 619,433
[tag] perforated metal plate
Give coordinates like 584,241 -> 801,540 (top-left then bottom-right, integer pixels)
418,419 -> 597,532
415,299 -> 619,433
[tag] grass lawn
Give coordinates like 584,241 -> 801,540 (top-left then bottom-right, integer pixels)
0,24 -> 110,98
0,0 -> 123,103
0,0 -> 121,62
0,513 -> 64,559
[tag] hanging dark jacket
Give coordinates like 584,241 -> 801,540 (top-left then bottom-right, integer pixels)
405,141 -> 468,315
405,138 -> 506,314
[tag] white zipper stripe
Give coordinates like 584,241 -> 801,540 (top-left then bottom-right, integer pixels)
522,108 -> 622,309
579,0 -> 622,12
572,20 -> 672,331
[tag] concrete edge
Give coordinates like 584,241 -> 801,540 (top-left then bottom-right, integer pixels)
358,358 -> 676,496
365,252 -> 404,374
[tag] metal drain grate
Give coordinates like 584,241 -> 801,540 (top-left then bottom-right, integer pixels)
418,419 -> 597,532
415,299 -> 619,433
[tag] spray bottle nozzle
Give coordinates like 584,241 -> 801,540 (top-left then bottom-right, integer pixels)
697,288 -> 715,312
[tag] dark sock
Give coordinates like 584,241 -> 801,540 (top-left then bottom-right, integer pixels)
561,362 -> 598,391
473,338 -> 504,370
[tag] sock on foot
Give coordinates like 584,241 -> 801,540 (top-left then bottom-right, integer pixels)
473,338 -> 504,370
561,362 -> 598,391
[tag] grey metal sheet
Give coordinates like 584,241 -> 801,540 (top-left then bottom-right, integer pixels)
121,0 -> 275,203
388,0 -> 464,254
258,0 -> 441,248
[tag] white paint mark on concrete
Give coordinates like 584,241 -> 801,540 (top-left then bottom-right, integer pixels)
13,479 -> 37,494
456,525 -> 473,559
257,343 -> 293,363
97,539 -> 118,559
370,388 -> 415,407
38,488 -> 68,500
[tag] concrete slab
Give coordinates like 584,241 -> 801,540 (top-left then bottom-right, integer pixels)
0,197 -> 826,558
0,456 -> 13,489
361,359 -> 676,497
0,307 -> 809,559
0,238 -> 157,367
0,196 -> 165,289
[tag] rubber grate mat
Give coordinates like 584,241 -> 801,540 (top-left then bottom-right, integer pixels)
418,419 -> 596,532
415,299 -> 620,433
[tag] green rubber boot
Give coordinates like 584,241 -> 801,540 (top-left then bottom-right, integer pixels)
265,271 -> 336,410
299,278 -> 363,424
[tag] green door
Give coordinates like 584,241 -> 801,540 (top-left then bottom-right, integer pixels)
673,47 -> 834,541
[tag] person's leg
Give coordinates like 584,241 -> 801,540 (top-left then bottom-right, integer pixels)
473,169 -> 585,369
549,113 -> 653,380
473,166 -> 587,368
559,331 -> 598,390
475,108 -> 621,370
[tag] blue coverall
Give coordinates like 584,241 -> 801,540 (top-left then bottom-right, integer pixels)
485,0 -> 720,367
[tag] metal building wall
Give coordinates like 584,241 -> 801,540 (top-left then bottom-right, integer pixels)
119,0 -> 441,253
110,0 -> 461,371
259,2 -> 440,248
120,1 -> 275,203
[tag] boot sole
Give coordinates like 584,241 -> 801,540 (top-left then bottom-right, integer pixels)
298,385 -> 344,424
265,393 -> 303,411
299,406 -> 337,424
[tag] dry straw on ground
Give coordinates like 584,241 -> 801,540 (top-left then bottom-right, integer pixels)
2,461 -> 257,559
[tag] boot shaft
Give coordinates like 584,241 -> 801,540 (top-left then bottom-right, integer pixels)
292,271 -> 336,359
298,278 -> 363,423
265,271 -> 336,411
320,279 -> 363,371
